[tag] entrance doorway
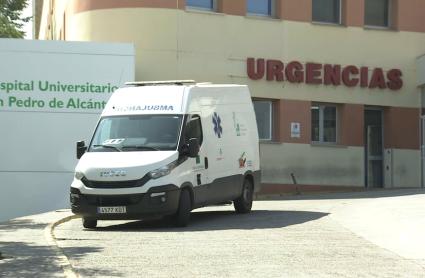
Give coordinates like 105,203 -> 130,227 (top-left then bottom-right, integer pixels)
365,109 -> 384,188
421,116 -> 425,188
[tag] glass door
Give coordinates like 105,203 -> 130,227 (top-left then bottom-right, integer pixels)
365,109 -> 384,188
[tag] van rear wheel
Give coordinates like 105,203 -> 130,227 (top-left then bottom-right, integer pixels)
234,179 -> 253,213
174,189 -> 191,227
82,218 -> 97,229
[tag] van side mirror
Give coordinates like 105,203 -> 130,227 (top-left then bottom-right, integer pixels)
187,138 -> 200,158
76,140 -> 87,159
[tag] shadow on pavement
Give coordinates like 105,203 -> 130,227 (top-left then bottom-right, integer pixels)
0,241 -> 119,277
0,241 -> 118,277
262,188 -> 425,201
94,210 -> 329,232
0,219 -> 46,231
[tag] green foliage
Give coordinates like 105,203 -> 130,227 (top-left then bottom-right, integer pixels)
0,0 -> 31,38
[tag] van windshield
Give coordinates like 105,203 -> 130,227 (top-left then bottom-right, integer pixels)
89,115 -> 183,152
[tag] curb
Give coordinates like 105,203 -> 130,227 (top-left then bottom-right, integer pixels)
44,213 -> 81,278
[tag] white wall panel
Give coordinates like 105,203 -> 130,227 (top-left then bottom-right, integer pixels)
0,39 -> 134,221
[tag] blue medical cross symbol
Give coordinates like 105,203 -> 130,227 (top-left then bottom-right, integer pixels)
212,112 -> 223,138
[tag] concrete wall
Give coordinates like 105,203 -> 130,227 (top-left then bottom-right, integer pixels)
391,149 -> 421,187
260,144 -> 420,188
0,39 -> 134,221
260,143 -> 364,186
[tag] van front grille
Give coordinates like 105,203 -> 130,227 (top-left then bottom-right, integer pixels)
81,175 -> 150,189
84,194 -> 143,206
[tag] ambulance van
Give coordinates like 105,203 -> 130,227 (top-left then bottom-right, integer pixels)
70,81 -> 261,228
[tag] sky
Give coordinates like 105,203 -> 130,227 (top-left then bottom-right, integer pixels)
23,0 -> 33,39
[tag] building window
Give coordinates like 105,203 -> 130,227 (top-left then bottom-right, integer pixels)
247,0 -> 274,17
311,104 -> 337,143
186,0 -> 216,11
312,0 -> 341,24
253,100 -> 273,140
365,0 -> 390,27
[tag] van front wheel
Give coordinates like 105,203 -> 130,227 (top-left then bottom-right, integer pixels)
234,179 -> 253,213
82,218 -> 97,229
174,189 -> 191,227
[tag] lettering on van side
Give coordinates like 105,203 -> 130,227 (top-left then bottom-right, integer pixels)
232,112 -> 247,136
216,148 -> 224,161
114,105 -> 174,112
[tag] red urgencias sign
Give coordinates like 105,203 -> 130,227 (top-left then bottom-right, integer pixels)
247,58 -> 403,90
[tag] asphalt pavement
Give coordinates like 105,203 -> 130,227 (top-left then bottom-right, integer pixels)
1,189 -> 425,277
55,189 -> 425,278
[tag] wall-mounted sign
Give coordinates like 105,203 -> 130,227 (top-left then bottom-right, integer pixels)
0,39 -> 134,222
0,80 -> 118,111
247,58 -> 403,90
291,122 -> 301,138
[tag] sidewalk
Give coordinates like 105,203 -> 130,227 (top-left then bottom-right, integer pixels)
0,210 -> 74,278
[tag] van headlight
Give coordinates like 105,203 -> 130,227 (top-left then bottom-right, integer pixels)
148,160 -> 178,179
74,171 -> 85,180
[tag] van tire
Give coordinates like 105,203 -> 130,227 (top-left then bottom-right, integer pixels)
234,178 -> 253,213
174,189 -> 191,227
82,218 -> 97,229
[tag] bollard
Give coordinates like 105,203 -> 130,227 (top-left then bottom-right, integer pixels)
291,173 -> 301,195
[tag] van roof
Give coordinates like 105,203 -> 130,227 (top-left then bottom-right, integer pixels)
125,80 -> 196,86
102,83 -> 249,117
124,80 -> 245,88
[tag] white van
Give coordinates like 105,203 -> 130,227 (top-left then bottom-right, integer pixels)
70,81 -> 260,228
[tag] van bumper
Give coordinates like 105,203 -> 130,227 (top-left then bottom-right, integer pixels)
70,184 -> 180,220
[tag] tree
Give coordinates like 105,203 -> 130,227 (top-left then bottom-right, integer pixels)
0,0 -> 31,38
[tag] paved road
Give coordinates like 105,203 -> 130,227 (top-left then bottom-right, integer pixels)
55,190 -> 425,277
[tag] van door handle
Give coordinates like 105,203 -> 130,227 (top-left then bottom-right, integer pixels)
204,157 -> 209,169
197,174 -> 201,185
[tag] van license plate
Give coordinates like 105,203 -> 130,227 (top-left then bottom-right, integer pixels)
97,206 -> 126,214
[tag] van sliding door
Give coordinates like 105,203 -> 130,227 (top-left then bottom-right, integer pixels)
184,114 -> 210,206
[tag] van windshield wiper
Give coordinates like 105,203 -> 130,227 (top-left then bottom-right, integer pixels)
121,145 -> 160,151
92,144 -> 122,152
